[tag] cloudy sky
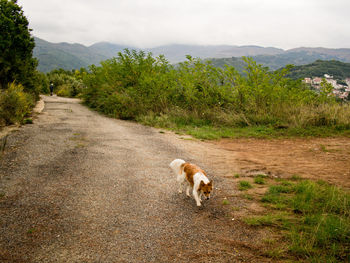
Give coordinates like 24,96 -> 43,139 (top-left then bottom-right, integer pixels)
19,0 -> 350,49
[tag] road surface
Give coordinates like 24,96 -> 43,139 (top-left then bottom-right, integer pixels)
0,96 -> 269,262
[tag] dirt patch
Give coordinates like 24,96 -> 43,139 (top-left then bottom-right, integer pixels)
211,138 -> 350,188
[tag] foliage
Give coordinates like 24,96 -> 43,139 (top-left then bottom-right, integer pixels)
0,82 -> 35,126
0,0 -> 37,91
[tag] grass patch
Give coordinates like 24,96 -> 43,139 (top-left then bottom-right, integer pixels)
254,176 -> 265,185
239,181 -> 253,191
234,174 -> 240,178
246,178 -> 350,262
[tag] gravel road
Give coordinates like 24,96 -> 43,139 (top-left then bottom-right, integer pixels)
0,96 -> 270,263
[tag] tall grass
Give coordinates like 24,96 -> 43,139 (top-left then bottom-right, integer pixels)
81,49 -> 350,137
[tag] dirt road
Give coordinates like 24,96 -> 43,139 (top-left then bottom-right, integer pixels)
0,96 -> 271,263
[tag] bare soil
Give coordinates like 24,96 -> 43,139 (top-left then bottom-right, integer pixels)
1,96 -> 349,262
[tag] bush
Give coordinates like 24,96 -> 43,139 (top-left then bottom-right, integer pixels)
0,82 -> 35,126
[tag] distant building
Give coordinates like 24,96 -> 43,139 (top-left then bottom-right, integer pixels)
313,77 -> 322,85
303,75 -> 350,100
303,78 -> 312,84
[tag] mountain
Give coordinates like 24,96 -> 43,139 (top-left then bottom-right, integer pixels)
33,37 -> 108,72
145,44 -> 283,63
33,37 -> 350,73
88,42 -> 130,58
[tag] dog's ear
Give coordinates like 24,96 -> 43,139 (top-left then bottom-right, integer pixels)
208,180 -> 213,186
200,181 -> 205,188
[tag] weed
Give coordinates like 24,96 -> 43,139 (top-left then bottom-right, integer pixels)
254,176 -> 265,185
290,174 -> 302,181
27,228 -> 36,234
232,206 -> 241,211
222,199 -> 230,205
234,174 -> 240,178
239,181 -> 253,191
242,194 -> 253,200
23,118 -> 33,124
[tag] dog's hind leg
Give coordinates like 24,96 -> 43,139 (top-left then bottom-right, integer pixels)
177,172 -> 185,193
186,185 -> 191,197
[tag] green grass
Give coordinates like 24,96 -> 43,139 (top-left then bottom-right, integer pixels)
254,175 -> 266,185
245,179 -> 350,262
234,174 -> 240,178
239,181 -> 253,191
222,199 -> 230,205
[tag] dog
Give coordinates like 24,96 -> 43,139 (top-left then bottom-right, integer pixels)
170,159 -> 213,206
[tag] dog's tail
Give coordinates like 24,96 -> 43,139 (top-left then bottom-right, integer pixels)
169,159 -> 186,176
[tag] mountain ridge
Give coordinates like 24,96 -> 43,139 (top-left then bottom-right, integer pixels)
33,37 -> 350,72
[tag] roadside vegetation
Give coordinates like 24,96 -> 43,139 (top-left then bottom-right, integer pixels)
0,0 -> 46,127
243,177 -> 350,262
78,49 -> 350,139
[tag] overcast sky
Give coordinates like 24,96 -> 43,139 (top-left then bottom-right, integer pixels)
19,0 -> 350,49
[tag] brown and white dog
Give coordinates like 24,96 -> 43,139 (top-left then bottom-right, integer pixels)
170,159 -> 213,206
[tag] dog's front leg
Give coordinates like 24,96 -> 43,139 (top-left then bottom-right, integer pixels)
193,189 -> 201,206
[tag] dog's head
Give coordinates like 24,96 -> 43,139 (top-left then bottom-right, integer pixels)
199,180 -> 213,200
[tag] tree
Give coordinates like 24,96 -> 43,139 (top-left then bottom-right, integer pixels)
0,0 -> 37,91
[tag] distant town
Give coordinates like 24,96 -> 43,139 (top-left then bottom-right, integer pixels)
303,75 -> 350,100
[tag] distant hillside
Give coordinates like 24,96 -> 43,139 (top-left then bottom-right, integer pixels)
209,50 -> 350,73
34,37 -> 110,72
286,60 -> 350,80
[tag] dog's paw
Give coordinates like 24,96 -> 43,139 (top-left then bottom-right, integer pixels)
178,190 -> 183,194
196,202 -> 201,207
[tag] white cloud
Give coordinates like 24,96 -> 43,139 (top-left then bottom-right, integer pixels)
18,0 -> 350,49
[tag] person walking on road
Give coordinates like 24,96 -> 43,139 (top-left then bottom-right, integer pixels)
50,83 -> 54,96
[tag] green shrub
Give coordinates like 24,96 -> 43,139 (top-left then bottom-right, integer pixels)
0,82 -> 35,125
